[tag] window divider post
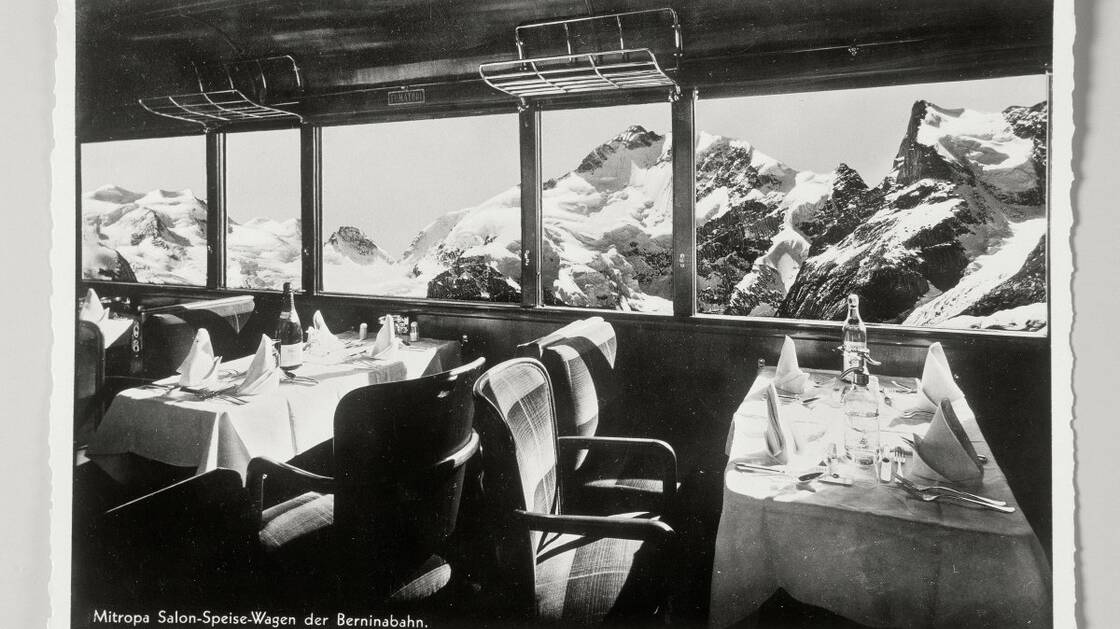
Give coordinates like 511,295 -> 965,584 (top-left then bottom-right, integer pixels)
206,132 -> 227,289
301,125 -> 322,297
520,105 -> 542,308
671,88 -> 697,318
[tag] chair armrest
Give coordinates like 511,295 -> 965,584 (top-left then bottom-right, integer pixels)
557,436 -> 678,505
514,509 -> 675,543
245,457 -> 334,524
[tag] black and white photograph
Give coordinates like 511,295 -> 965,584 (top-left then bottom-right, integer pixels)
41,0 -> 1085,627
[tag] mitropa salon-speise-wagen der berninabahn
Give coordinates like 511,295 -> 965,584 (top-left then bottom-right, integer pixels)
69,0 -> 1061,627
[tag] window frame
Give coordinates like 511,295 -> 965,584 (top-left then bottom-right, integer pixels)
75,76 -> 1052,342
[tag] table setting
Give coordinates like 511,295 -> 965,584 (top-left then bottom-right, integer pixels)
78,287 -> 136,349
709,336 -> 1051,628
85,311 -> 460,483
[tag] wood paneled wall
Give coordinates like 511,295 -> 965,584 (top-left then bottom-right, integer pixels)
84,285 -> 1053,555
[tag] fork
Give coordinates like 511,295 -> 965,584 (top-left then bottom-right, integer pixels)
896,482 -> 1015,513
897,407 -> 934,419
895,474 -> 1007,507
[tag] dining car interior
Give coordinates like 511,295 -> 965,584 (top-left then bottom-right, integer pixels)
70,0 -> 1057,627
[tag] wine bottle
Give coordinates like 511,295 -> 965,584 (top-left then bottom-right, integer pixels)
841,294 -> 867,372
276,281 -> 303,370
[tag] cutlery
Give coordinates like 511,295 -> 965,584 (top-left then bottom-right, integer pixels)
890,379 -> 917,393
281,369 -> 319,385
894,474 -> 1007,507
897,483 -> 1015,513
897,407 -> 934,419
894,473 -> 1014,512
734,462 -> 824,484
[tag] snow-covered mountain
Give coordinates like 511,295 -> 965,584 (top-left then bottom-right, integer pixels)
81,99 -> 1048,332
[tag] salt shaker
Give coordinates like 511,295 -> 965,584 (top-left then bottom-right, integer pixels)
358,322 -> 368,341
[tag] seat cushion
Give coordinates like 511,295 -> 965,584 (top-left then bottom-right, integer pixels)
534,514 -> 665,623
571,451 -> 675,516
259,491 -> 334,551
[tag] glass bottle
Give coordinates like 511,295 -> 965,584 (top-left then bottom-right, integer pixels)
840,355 -> 879,468
275,281 -> 303,370
841,294 -> 867,373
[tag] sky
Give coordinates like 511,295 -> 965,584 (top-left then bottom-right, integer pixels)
82,74 -> 1047,258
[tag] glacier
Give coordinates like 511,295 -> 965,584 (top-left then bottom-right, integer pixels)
81,99 -> 1048,332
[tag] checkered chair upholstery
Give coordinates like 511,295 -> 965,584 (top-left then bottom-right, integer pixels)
472,358 -> 675,623
246,357 -> 486,607
522,318 -> 677,515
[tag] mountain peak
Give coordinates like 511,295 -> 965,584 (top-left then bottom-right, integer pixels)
575,125 -> 666,175
86,184 -> 143,204
325,226 -> 394,266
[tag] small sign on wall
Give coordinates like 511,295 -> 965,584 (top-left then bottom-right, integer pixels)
387,88 -> 426,106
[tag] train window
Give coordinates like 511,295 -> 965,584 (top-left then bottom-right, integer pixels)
80,136 -> 208,285
541,103 -> 673,314
320,113 -> 522,302
694,75 -> 1050,333
224,129 -> 302,290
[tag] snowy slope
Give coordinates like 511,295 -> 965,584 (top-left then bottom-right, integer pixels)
82,100 -> 1049,331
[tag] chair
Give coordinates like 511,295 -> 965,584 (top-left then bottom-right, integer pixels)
74,468 -> 259,615
75,320 -> 106,447
519,318 -> 678,515
138,296 -> 256,378
471,357 -> 676,623
244,357 -> 486,608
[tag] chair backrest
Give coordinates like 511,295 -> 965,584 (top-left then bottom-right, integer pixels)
138,296 -> 255,377
332,356 -> 486,562
516,315 -> 606,361
537,318 -> 618,444
472,358 -> 562,539
471,358 -> 564,614
75,320 -> 105,441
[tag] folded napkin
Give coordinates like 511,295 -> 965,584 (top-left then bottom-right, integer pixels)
369,315 -> 399,359
305,310 -> 347,363
177,328 -> 222,389
238,334 -> 281,395
913,342 -> 965,413
764,384 -> 803,465
773,336 -> 810,394
79,288 -> 106,322
910,398 -> 984,484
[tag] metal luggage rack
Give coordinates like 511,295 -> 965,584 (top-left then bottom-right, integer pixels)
479,8 -> 682,102
139,55 -> 305,130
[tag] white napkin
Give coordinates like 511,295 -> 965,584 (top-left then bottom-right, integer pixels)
773,336 -> 810,394
79,288 -> 106,322
238,334 -> 281,395
176,328 -> 222,389
305,310 -> 347,363
913,343 -> 965,413
763,384 -> 803,465
910,399 -> 984,485
369,315 -> 399,359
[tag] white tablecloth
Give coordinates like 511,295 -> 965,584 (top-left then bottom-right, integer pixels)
87,337 -> 459,482
709,369 -> 1051,628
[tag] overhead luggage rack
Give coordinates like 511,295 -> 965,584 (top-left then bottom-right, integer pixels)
479,9 -> 682,102
139,55 -> 304,130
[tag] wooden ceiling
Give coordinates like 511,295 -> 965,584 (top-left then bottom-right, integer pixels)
76,0 -> 1053,140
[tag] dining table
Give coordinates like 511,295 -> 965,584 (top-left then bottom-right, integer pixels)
85,333 -> 460,484
708,367 -> 1051,628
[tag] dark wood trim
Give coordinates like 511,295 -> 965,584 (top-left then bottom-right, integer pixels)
671,89 -> 697,318
77,278 -> 1050,352
75,138 -> 83,298
519,105 -> 542,308
205,133 -> 227,289
301,126 -> 323,296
